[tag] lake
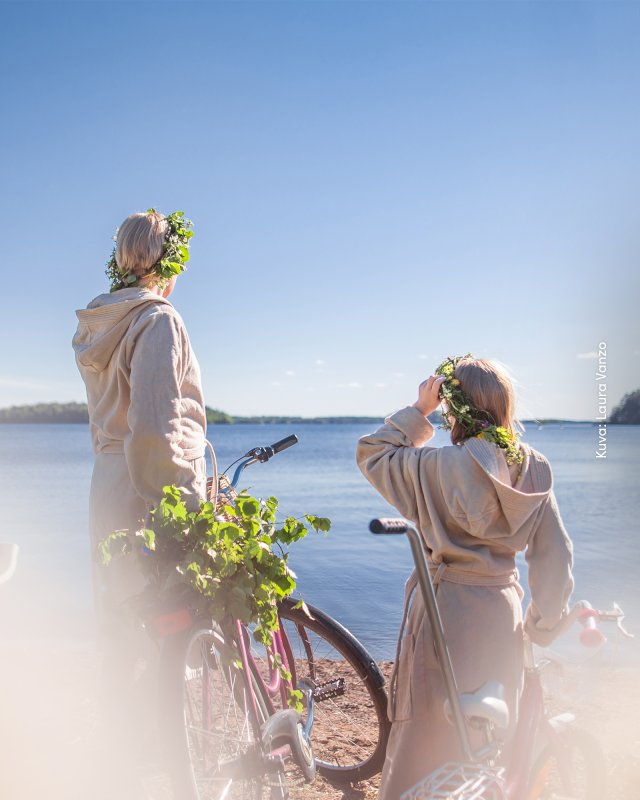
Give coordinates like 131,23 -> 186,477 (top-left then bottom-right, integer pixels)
0,422 -> 638,663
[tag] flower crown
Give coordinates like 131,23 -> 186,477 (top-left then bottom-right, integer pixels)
435,353 -> 523,465
105,209 -> 194,292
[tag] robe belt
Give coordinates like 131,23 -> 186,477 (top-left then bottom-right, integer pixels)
388,562 -> 520,720
96,441 -> 206,461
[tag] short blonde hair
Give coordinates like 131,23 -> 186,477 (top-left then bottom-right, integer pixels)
450,358 -> 520,445
115,211 -> 167,280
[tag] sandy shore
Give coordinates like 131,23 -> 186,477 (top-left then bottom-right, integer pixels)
0,642 -> 638,799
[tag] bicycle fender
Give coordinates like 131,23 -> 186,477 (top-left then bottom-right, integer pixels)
547,712 -> 577,733
261,708 -> 303,749
530,712 -> 578,766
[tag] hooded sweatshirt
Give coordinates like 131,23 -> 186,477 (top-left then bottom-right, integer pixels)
72,287 -> 207,511
356,406 -> 574,646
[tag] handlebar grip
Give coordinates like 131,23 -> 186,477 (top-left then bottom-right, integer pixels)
369,518 -> 409,534
270,434 -> 298,454
0,542 -> 18,585
578,605 -> 606,647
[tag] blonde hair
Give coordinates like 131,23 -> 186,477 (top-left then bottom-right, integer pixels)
115,211 -> 168,281
450,358 -> 521,445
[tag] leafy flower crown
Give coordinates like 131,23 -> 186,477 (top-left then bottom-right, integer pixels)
435,353 -> 524,465
105,209 -> 194,292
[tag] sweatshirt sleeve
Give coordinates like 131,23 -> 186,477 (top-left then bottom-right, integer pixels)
356,406 -> 439,524
523,490 -> 575,646
124,311 -> 204,513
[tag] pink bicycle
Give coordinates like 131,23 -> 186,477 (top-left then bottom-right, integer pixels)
132,438 -> 389,800
370,517 -> 633,800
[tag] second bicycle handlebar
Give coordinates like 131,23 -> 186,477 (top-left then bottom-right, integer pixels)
370,517 -> 633,648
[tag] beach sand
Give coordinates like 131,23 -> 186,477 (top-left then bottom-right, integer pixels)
0,643 -> 638,799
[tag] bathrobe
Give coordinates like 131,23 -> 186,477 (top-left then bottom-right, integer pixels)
73,287 -> 207,628
356,407 -> 574,800
73,286 -> 207,780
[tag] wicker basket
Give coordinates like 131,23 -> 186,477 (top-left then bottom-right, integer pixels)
206,474 -> 238,523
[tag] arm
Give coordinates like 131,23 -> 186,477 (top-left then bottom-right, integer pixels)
524,490 -> 575,646
124,311 -> 205,513
356,405 -> 440,523
356,374 -> 446,520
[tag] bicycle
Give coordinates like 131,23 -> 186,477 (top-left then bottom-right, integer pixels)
141,436 -> 389,799
369,517 -> 633,800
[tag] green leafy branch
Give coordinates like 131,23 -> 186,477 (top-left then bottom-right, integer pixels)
435,353 -> 523,465
100,485 -> 330,709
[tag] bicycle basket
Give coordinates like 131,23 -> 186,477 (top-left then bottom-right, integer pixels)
400,762 -> 506,800
206,474 -> 238,522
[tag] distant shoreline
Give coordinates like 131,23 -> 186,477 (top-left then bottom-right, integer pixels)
0,402 -> 603,425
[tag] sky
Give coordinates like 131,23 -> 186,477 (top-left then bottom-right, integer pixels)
1,0 -> 638,419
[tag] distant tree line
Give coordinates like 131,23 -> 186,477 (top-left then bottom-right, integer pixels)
610,390 -> 640,424
0,402 -> 90,423
0,403 -> 235,425
6,401 -> 629,426
0,402 -> 383,425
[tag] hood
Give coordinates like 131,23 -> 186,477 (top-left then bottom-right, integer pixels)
72,288 -> 172,373
460,436 -> 553,545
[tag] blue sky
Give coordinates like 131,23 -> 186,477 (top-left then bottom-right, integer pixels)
1,0 -> 638,419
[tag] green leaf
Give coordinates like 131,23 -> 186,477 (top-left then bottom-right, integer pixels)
287,688 -> 304,712
236,496 -> 260,519
305,515 -> 331,533
141,528 -> 156,550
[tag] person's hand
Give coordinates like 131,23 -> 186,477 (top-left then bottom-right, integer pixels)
413,375 -> 446,417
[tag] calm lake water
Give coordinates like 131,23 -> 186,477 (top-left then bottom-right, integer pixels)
0,423 -> 638,663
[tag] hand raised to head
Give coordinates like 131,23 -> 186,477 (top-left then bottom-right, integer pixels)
413,375 -> 446,417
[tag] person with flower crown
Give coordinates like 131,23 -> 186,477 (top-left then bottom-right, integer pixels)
72,209 -> 206,795
357,356 -> 574,800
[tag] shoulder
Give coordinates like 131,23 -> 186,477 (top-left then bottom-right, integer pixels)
437,440 -> 471,469
519,441 -> 555,490
521,441 -> 551,468
131,300 -> 186,335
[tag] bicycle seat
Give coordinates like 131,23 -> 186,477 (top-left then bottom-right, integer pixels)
443,679 -> 509,730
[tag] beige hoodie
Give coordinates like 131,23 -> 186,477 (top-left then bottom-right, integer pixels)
72,287 -> 207,511
357,406 -> 574,645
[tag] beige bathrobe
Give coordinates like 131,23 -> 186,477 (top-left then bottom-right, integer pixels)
357,407 -> 574,800
72,287 -> 207,629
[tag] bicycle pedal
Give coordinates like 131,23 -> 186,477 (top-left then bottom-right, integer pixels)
313,677 -> 346,701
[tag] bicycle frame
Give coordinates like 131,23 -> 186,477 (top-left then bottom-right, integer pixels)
502,641 -> 547,798
236,620 -> 294,722
220,438 -> 315,754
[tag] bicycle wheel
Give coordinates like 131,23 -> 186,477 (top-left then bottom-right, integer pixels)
277,596 -> 390,783
527,726 -> 605,800
161,622 -> 288,800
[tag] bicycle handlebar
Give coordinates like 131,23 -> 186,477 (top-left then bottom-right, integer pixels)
369,518 -> 409,534
569,600 -> 633,643
226,434 -> 300,488
270,434 -> 299,456
369,518 -> 633,645
577,603 -> 604,647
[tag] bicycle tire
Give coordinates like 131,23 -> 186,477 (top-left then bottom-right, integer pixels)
527,726 -> 605,800
277,596 -> 390,783
160,622 -> 289,800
